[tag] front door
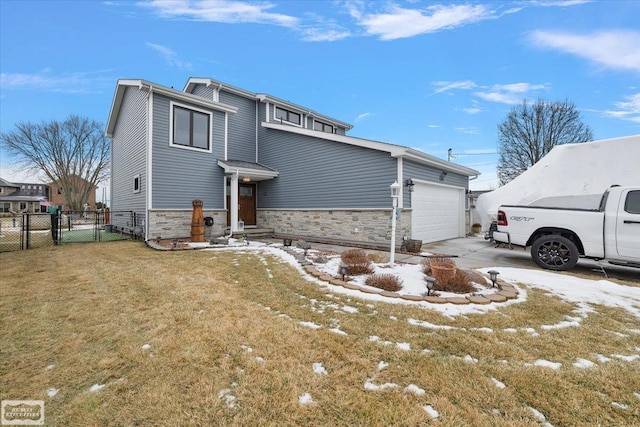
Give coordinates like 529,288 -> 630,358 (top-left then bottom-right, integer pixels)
227,183 -> 256,226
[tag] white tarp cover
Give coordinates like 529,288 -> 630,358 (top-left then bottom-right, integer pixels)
476,134 -> 640,229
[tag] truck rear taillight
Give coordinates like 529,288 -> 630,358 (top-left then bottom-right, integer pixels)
497,210 -> 508,226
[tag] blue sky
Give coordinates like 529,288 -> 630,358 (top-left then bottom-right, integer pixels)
1,0 -> 639,190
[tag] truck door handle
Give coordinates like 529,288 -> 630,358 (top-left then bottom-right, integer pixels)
624,220 -> 640,224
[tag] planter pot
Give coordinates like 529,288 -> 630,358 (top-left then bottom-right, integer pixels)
430,261 -> 456,283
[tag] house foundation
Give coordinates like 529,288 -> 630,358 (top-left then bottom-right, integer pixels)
257,209 -> 412,247
148,209 -> 227,240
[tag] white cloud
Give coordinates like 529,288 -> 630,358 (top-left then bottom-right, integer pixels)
430,80 -> 477,95
602,93 -> 640,123
355,112 -> 373,122
454,127 -> 479,135
0,69 -> 114,93
355,4 -> 494,40
141,0 -> 298,27
146,42 -> 192,70
474,82 -> 549,105
528,29 -> 640,73
531,0 -> 592,6
300,27 -> 351,42
463,107 -> 482,114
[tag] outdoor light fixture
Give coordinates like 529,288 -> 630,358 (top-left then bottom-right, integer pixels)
439,171 -> 448,181
425,276 -> 436,296
339,262 -> 348,281
242,176 -> 251,182
390,180 -> 401,199
406,179 -> 415,192
488,270 -> 500,288
389,181 -> 401,266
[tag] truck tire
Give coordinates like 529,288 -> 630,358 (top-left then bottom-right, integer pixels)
531,235 -> 579,271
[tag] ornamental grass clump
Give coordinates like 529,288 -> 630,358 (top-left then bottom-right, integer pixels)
365,274 -> 403,292
340,249 -> 373,275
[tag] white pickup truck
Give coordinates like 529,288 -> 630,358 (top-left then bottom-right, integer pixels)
493,186 -> 640,271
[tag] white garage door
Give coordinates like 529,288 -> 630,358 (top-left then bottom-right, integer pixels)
411,182 -> 465,243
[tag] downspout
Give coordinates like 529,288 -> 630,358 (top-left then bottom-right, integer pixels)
145,84 -> 154,242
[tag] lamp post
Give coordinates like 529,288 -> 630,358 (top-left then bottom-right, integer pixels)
389,180 -> 401,266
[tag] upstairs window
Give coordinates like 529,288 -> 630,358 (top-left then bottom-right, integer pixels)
274,106 -> 301,126
313,121 -> 334,133
171,103 -> 211,151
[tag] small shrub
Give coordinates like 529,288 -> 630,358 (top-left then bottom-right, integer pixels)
341,249 -> 368,263
365,274 -> 403,292
341,249 -> 373,275
431,270 -> 476,294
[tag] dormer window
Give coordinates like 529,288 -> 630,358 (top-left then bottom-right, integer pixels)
313,121 -> 334,133
274,106 -> 301,126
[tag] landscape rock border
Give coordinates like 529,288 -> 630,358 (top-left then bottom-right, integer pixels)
302,264 -> 519,304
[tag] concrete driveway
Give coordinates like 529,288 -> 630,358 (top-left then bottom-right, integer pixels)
421,236 -> 640,284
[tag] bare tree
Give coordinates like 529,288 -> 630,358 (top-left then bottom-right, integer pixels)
0,115 -> 109,211
497,99 -> 593,185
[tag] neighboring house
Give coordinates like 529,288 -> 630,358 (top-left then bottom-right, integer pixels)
106,77 -> 480,246
0,177 -> 50,213
47,175 -> 97,211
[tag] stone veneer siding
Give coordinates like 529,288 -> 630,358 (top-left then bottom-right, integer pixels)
149,209 -> 227,240
257,209 -> 412,246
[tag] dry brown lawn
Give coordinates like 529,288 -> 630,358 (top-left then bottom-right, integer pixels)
1,241 -> 639,426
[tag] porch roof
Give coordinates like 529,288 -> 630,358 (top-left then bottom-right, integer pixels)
217,160 -> 279,182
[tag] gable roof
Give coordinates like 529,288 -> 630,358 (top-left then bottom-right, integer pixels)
106,79 -> 239,138
184,77 -> 353,131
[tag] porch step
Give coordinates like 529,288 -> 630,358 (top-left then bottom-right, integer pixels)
228,228 -> 275,238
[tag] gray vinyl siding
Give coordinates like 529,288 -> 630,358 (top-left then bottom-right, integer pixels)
150,94 -> 226,209
110,87 -> 147,222
402,160 -> 468,209
258,128 -> 397,208
220,91 -> 256,162
190,83 -> 214,100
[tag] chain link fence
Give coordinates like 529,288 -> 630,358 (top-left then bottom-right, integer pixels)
0,210 -> 141,252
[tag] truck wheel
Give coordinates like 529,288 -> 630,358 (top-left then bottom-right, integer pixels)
531,235 -> 579,271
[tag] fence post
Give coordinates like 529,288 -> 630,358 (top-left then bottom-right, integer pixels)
50,210 -> 59,244
25,213 -> 31,250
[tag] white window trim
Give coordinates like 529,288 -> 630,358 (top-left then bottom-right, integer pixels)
133,174 -> 141,193
273,105 -> 303,128
169,100 -> 213,153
